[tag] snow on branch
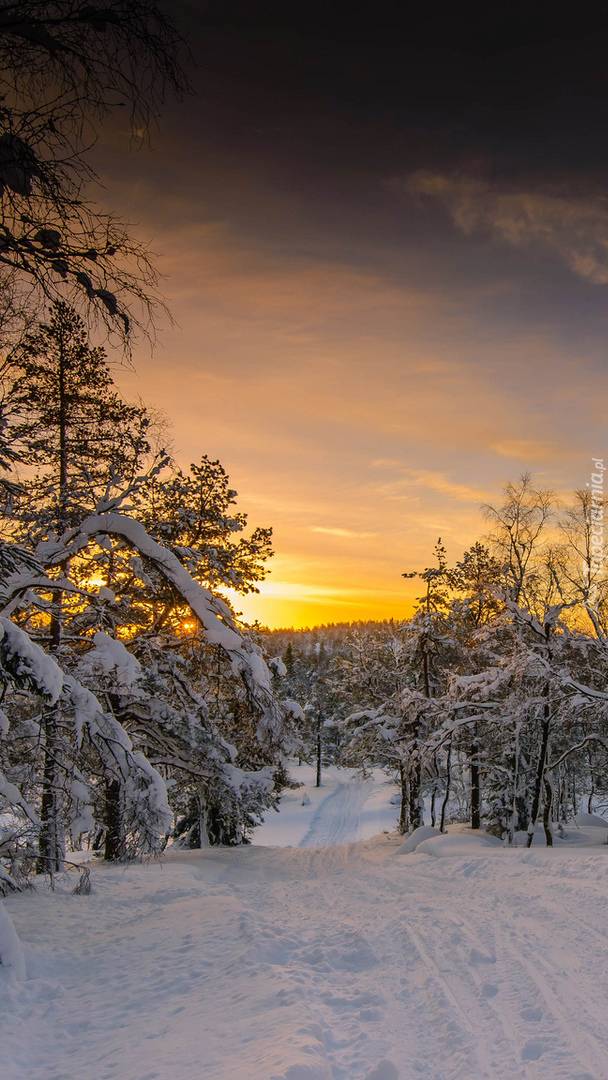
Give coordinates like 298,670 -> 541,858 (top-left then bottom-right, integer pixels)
0,616 -> 171,849
78,631 -> 142,690
0,572 -> 93,618
64,512 -> 273,702
63,674 -> 172,851
0,617 -> 63,703
0,769 -> 39,825
563,676 -> 608,703
547,734 -> 608,772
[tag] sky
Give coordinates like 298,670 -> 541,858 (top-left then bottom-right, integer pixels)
93,1 -> 608,628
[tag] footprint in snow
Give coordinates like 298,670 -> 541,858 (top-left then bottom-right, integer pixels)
520,1006 -> 543,1022
469,947 -> 496,965
320,990 -> 385,1014
521,1041 -> 544,1061
364,1061 -> 400,1080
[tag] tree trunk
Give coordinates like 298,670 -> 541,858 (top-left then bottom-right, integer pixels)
398,760 -> 408,833
526,685 -> 552,848
409,752 -> 423,829
104,693 -> 126,860
587,755 -> 595,813
315,716 -> 322,787
198,793 -> 210,849
104,778 -> 126,861
470,739 -> 481,830
36,709 -> 64,875
542,774 -> 553,847
439,740 -> 452,833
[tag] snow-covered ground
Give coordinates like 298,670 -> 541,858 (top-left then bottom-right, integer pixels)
3,776 -> 608,1080
253,765 -> 401,847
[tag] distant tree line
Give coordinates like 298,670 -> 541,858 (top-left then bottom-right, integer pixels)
267,478 -> 608,845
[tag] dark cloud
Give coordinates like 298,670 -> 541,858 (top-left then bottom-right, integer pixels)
168,1 -> 608,174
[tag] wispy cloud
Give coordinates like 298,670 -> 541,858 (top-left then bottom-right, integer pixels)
491,439 -> 564,461
311,526 -> 373,538
236,580 -> 360,604
401,172 -> 608,284
372,464 -> 490,504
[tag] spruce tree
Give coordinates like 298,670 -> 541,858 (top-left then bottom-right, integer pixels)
2,303 -> 154,869
6,301 -> 152,540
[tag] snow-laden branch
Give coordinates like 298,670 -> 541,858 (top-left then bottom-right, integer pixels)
0,616 -> 171,849
0,617 -> 64,703
547,735 -> 608,772
562,676 -> 608,703
64,512 -> 273,703
63,674 -> 172,850
0,573 -> 86,618
0,769 -> 39,825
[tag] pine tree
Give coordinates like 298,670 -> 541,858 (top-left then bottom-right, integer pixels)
1,303 -> 156,869
6,301 -> 153,539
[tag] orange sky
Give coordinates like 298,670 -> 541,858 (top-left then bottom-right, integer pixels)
94,8 -> 608,628
110,209 -> 600,628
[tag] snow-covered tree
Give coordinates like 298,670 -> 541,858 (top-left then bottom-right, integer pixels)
0,310 -> 292,869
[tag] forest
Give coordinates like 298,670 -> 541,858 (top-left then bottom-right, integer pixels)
0,296 -> 607,895
0,0 -> 607,892
4,8 -> 608,1080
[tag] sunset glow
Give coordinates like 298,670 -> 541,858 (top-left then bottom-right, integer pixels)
92,3 -> 608,628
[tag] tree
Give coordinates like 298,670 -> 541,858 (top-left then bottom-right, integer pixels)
0,483 -> 291,878
137,455 -> 274,629
278,635 -> 342,787
482,473 -> 554,607
0,301 -> 160,868
0,0 -> 191,345
400,540 -> 457,829
334,616 -> 444,833
556,488 -> 608,638
445,542 -> 505,828
6,301 -> 154,539
0,304 -> 291,863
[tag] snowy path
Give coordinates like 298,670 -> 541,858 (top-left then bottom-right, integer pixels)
298,780 -> 374,847
4,839 -> 608,1080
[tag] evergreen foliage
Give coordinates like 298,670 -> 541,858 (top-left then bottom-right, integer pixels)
0,305 -> 292,886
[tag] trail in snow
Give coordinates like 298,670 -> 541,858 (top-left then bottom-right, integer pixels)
298,780 -> 374,847
253,765 -> 400,848
4,837 -> 608,1080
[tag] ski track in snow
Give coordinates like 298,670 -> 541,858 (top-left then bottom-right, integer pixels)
298,781 -> 374,848
4,836 -> 608,1078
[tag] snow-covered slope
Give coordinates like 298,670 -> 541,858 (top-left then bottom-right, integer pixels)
3,834 -> 608,1080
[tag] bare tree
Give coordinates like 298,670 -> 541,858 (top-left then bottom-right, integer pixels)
0,0 -> 191,347
482,472 -> 555,608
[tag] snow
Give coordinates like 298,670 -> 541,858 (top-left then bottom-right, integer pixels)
573,811 -> 608,828
70,513 -> 274,700
395,825 -> 441,854
0,899 -> 25,982
62,674 -> 172,847
0,770 -> 38,824
5,823 -> 608,1079
415,832 -> 503,857
79,631 -> 141,688
512,823 -> 608,847
253,765 -> 401,847
0,618 -> 63,703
